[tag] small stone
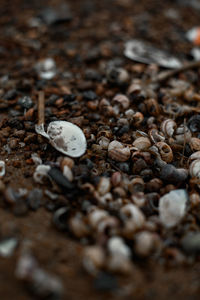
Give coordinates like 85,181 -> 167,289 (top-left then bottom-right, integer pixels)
182,232 -> 200,254
8,138 -> 18,149
48,167 -> 74,190
94,272 -> 118,291
82,90 -> 97,101
18,96 -> 33,109
3,89 -> 17,100
159,189 -> 188,228
27,188 -> 42,211
0,237 -> 18,257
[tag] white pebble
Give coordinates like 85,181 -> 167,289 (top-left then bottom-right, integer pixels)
159,189 -> 188,228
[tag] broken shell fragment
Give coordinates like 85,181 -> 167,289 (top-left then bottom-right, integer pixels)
33,165 -> 51,184
0,161 -> 5,177
35,121 -> 87,157
159,189 -> 188,228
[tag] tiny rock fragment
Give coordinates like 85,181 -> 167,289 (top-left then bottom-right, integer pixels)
48,167 -> 74,190
0,237 -> 18,257
0,161 -> 5,177
33,165 -> 51,184
159,189 -> 188,228
124,39 -> 182,68
182,232 -> 200,254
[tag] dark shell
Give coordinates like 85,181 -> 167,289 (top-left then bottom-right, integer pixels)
187,115 -> 200,133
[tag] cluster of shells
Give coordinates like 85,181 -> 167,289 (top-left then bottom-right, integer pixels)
31,72 -> 200,274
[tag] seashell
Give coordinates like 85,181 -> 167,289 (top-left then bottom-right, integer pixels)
175,124 -> 191,145
128,177 -> 145,194
97,177 -> 111,196
60,157 -> 74,170
125,108 -> 135,119
127,79 -> 142,95
132,112 -> 144,127
113,94 -> 130,109
68,213 -> 89,238
187,114 -> 200,133
189,151 -> 200,163
134,231 -> 158,257
111,172 -> 122,187
190,192 -> 200,207
108,237 -> 131,258
148,128 -> 165,143
106,67 -> 129,85
132,137 -> 151,151
35,121 -> 87,157
97,216 -> 119,235
88,209 -> 108,228
120,204 -> 145,233
0,161 -> 5,177
159,189 -> 188,228
63,165 -> 73,182
131,192 -> 146,207
190,137 -> 200,151
155,142 -> 173,163
83,246 -> 105,275
160,119 -> 177,137
145,98 -> 160,116
98,136 -> 110,149
189,159 -> 200,178
31,153 -> 42,165
108,141 -> 130,162
33,165 -> 51,184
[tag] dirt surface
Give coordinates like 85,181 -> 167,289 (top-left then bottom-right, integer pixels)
1,0 -> 200,299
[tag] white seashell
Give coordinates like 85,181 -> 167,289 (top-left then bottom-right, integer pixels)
0,161 -> 5,177
97,177 -> 111,196
189,159 -> 200,178
88,209 -> 108,228
159,189 -> 188,228
108,237 -> 131,258
120,204 -> 145,232
134,231 -> 157,257
33,165 -> 51,184
31,153 -> 42,165
35,121 -> 87,158
83,246 -> 105,275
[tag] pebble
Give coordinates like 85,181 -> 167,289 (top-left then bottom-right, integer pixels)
17,96 -> 33,109
48,167 -> 74,190
27,188 -> 42,211
159,189 -> 188,228
181,232 -> 200,254
0,237 -> 18,257
82,90 -> 97,101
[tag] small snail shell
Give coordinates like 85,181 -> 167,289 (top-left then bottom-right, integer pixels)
128,177 -> 145,193
111,172 -> 122,187
83,246 -> 105,275
189,151 -> 200,163
108,237 -> 131,258
190,137 -> 200,151
155,142 -> 173,163
175,124 -> 191,145
145,98 -> 160,116
148,128 -> 165,143
97,177 -> 111,196
108,141 -> 131,162
33,165 -> 51,184
132,112 -> 144,127
160,119 -> 177,137
120,204 -> 145,232
132,137 -> 151,151
88,209 -> 108,228
189,159 -> 200,178
134,231 -> 158,257
113,94 -> 130,109
187,114 -> 200,133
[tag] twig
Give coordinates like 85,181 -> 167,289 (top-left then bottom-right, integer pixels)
154,60 -> 200,83
38,91 -> 45,125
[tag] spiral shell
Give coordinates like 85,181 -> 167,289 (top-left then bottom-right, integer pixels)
145,98 -> 160,116
190,137 -> 200,151
189,159 -> 200,178
108,141 -> 131,162
189,151 -> 200,163
175,124 -> 192,145
132,112 -> 144,127
120,204 -> 145,233
155,142 -> 173,163
149,128 -> 165,143
160,119 -> 177,137
187,115 -> 200,133
113,94 -> 130,109
132,137 -> 151,151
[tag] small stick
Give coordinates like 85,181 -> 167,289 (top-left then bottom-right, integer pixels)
38,91 -> 45,125
154,60 -> 200,83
